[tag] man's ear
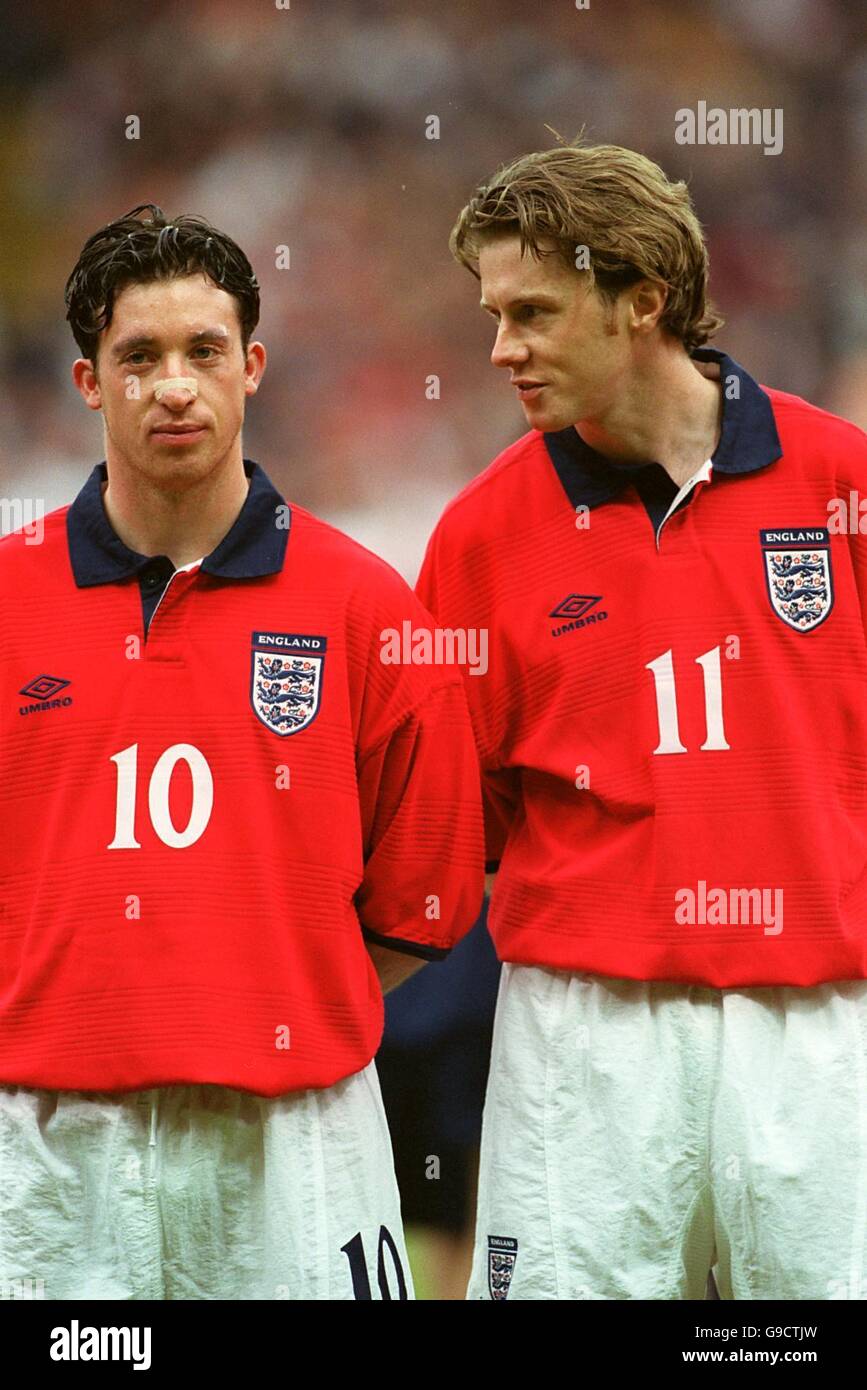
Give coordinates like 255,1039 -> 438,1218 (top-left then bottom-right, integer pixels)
72,358 -> 102,411
243,340 -> 267,397
630,279 -> 669,334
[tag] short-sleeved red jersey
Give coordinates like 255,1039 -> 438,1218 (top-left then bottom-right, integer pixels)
0,459 -> 484,1094
416,348 -> 867,987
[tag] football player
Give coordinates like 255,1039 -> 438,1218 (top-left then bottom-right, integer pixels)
417,141 -> 867,1300
0,204 -> 484,1299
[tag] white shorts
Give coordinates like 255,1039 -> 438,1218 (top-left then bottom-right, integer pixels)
467,965 -> 867,1300
0,1061 -> 413,1300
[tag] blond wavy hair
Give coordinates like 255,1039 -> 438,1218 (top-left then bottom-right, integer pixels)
450,139 -> 723,350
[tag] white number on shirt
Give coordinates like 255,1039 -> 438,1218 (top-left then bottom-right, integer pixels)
108,743 -> 214,848
645,646 -> 730,755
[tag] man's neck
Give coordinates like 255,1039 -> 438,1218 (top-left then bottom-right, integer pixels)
101,453 -> 251,569
576,347 -> 723,490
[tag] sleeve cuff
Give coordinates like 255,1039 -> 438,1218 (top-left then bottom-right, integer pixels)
361,926 -> 450,961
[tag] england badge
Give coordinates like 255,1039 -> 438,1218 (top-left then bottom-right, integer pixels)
250,631 -> 326,736
760,527 -> 833,633
487,1235 -> 518,1301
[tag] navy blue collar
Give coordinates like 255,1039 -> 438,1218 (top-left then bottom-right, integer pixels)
67,457 -> 289,587
543,347 -> 783,513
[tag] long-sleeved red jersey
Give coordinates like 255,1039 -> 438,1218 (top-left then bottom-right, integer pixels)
0,459 -> 484,1094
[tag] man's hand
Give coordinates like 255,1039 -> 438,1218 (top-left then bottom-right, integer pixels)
365,941 -> 429,994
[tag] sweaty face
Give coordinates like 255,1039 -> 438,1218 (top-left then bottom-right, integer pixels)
85,274 -> 258,487
478,235 -> 632,432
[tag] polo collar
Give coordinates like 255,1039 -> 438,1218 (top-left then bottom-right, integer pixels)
543,347 -> 783,513
67,457 -> 289,588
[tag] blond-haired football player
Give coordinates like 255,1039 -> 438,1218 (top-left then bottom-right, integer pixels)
418,142 -> 867,1301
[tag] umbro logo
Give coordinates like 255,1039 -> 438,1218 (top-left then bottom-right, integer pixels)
550,593 -> 608,639
18,674 -> 73,716
550,594 -> 601,620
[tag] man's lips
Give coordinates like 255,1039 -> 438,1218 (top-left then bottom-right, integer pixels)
150,423 -> 207,443
511,380 -> 546,400
151,423 -> 205,434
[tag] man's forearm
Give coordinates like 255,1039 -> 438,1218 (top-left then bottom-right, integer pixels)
365,940 -> 429,994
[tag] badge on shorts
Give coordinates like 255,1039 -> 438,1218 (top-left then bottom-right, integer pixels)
760,527 -> 833,632
250,631 -> 326,736
487,1235 -> 518,1301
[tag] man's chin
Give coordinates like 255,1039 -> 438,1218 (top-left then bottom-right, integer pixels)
520,400 -> 575,433
134,445 -> 220,484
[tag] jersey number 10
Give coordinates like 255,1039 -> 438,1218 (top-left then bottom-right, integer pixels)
108,743 -> 214,848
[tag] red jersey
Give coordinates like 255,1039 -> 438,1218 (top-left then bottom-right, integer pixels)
0,459 -> 484,1094
416,347 -> 867,987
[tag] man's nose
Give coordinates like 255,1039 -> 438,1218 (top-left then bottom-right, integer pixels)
490,322 -> 528,369
153,376 -> 199,409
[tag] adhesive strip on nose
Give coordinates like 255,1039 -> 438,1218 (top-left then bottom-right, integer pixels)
154,377 -> 199,401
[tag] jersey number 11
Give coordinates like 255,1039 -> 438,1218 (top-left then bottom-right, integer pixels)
645,646 -> 730,755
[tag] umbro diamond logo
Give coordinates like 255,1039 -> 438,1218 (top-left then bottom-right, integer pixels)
549,593 -> 608,639
20,675 -> 70,700
550,594 -> 602,620
18,674 -> 72,716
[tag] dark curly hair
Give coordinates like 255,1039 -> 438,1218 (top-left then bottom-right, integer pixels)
65,203 -> 260,363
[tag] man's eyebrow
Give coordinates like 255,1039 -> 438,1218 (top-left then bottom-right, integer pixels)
479,294 -> 559,312
111,327 -> 231,359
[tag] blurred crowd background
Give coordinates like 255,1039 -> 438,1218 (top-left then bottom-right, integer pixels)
0,0 -> 865,577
